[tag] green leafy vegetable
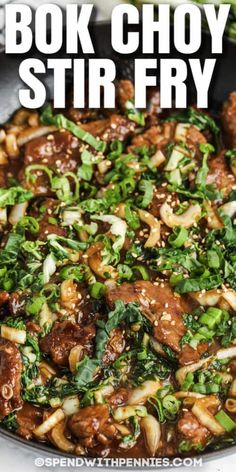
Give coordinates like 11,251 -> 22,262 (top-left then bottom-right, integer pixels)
174,274 -> 222,293
78,150 -> 94,182
1,412 -> 18,431
0,187 -> 32,208
74,357 -> 100,389
59,264 -> 85,282
137,180 -> 154,208
89,282 -> 106,299
26,296 -> 46,316
195,143 -> 214,189
74,302 -> 144,389
125,100 -> 145,126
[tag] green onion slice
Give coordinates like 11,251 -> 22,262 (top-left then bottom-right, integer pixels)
162,395 -> 180,414
132,265 -> 149,281
168,226 -> 188,248
90,282 -> 106,299
215,410 -> 236,432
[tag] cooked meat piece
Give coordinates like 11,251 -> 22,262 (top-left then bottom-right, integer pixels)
74,285 -> 102,324
24,130 -> 80,170
147,88 -> 161,115
40,320 -> 95,365
129,126 -> 161,149
37,220 -> 66,241
102,328 -> 126,366
128,122 -> 175,152
26,321 -> 41,335
177,410 -> 211,447
106,281 -> 206,362
0,291 -> 9,307
116,80 -> 134,111
186,125 -> 207,149
207,151 -> 236,197
106,280 -> 154,308
152,289 -> 187,354
107,388 -> 130,408
179,342 -> 208,366
65,85 -> 102,122
18,130 -> 81,195
68,404 -> 117,448
16,403 -> 43,440
106,281 -> 188,353
0,338 -> 22,417
81,114 -> 136,142
221,91 -> 236,147
69,404 -> 109,438
66,106 -> 99,124
229,359 -> 236,376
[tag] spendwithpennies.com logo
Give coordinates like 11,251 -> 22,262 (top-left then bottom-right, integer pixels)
34,457 -> 203,468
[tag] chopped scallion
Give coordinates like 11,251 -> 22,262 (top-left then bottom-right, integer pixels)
168,226 -> 188,248
215,410 -> 236,432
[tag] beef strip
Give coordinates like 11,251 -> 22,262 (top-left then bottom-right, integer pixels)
18,130 -> 81,195
186,125 -> 207,151
177,410 -> 211,447
66,106 -> 99,123
23,130 -> 80,170
68,404 -> 117,448
106,281 -> 207,363
26,321 -> 41,335
37,221 -> 66,242
207,151 -> 236,197
106,281 -> 186,353
179,342 -> 209,366
221,91 -> 236,147
16,403 -> 43,440
128,122 -> 176,152
81,114 -> 137,142
39,320 -> 95,366
0,338 -> 22,417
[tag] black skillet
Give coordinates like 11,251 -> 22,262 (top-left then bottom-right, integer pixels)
0,20 -> 236,465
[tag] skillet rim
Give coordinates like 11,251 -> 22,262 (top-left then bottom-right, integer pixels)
0,425 -> 236,466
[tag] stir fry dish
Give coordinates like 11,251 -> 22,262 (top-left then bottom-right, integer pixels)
0,82 -> 236,458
